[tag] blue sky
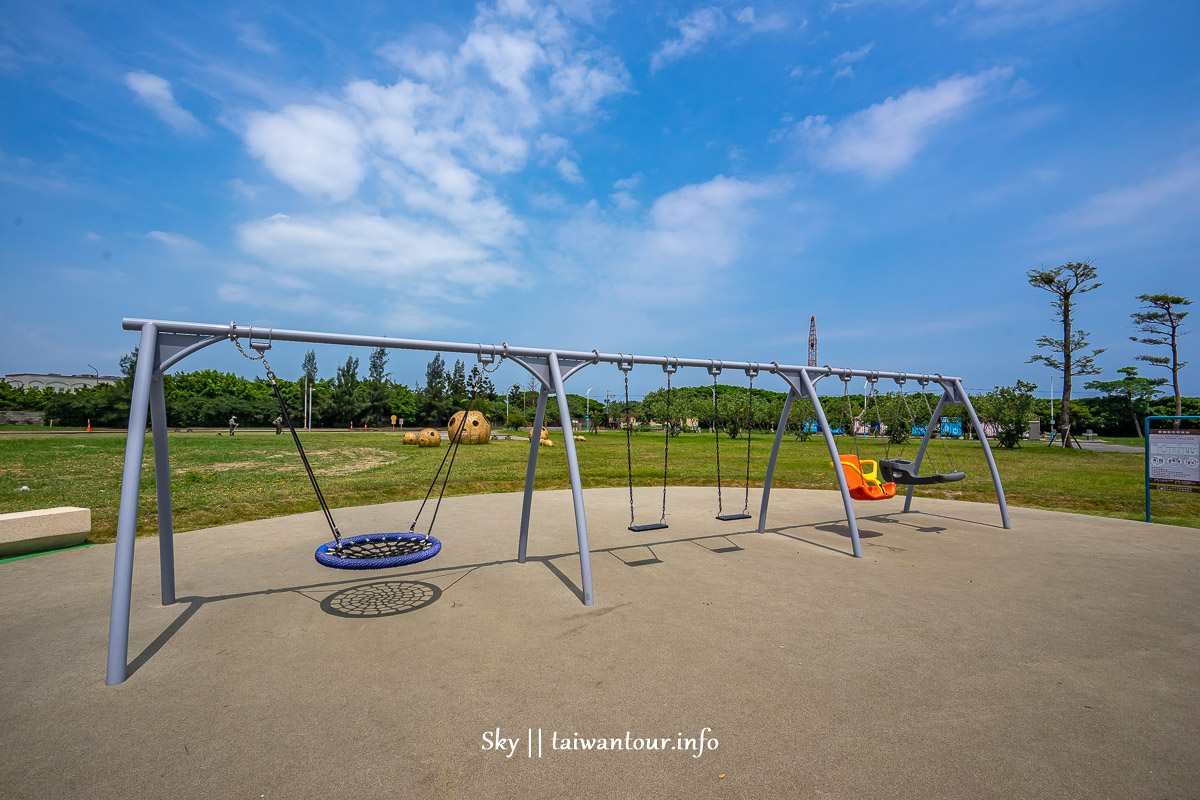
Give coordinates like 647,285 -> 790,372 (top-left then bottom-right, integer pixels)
2,0 -> 1198,399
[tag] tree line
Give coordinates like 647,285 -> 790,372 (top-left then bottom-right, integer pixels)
0,287 -> 1191,442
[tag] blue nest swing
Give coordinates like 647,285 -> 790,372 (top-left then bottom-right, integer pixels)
315,532 -> 441,570
254,349 -> 482,573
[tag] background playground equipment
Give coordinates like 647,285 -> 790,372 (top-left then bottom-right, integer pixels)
417,428 -> 441,447
103,317 -> 1010,685
402,431 -> 418,444
448,409 -> 491,444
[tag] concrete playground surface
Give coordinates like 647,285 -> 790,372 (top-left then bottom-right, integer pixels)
1,487 -> 1197,799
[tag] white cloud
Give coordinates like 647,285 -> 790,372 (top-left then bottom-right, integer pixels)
145,230 -> 204,251
228,178 -> 265,199
244,105 -> 365,202
832,66 -> 855,82
792,67 -> 1012,178
235,23 -> 276,54
651,7 -> 727,72
548,175 -> 780,300
236,1 -> 630,303
536,133 -> 570,156
460,28 -> 545,100
609,173 -> 642,209
650,5 -> 791,72
613,173 -> 642,191
237,212 -> 520,300
956,0 -> 1117,33
833,41 -> 874,65
556,157 -> 583,183
124,71 -> 202,134
1054,154 -> 1200,232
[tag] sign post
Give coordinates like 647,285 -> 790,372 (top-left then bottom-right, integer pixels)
1145,416 -> 1200,523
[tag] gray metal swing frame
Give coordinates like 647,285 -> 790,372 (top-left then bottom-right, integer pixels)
105,319 -> 1009,685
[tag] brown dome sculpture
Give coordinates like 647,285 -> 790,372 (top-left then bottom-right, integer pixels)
417,428 -> 442,447
402,431 -> 418,444
447,410 -> 491,444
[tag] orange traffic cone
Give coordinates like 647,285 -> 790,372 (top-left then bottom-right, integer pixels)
87,420 -> 91,433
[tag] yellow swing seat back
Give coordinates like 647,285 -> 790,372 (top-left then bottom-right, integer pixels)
831,455 -> 898,501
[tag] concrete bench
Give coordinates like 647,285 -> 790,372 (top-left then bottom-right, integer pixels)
0,507 -> 91,558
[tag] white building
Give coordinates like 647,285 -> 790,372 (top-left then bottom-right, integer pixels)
4,373 -> 121,391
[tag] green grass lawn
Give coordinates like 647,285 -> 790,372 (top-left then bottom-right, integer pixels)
0,428 -> 1196,543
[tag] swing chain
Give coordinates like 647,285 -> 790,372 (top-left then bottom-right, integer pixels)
477,342 -> 508,373
623,363 -> 636,526
742,372 -> 754,514
712,369 -> 724,514
660,367 -> 672,523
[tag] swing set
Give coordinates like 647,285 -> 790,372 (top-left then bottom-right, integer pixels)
104,317 -> 1010,685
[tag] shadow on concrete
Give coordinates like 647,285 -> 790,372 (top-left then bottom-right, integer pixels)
860,514 -> 947,534
609,545 -> 663,567
123,526 -> 846,676
814,523 -> 884,540
692,535 -> 743,554
900,509 -> 1007,530
320,580 -> 442,618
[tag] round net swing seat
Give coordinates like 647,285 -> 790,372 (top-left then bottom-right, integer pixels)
315,532 -> 441,570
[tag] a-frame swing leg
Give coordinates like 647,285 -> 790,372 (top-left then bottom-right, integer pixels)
956,378 -> 1010,530
518,386 -> 549,563
149,368 -> 175,606
800,370 -> 863,558
548,353 -> 594,605
758,389 -> 794,532
512,353 -> 595,606
106,322 -> 159,685
902,394 -> 946,513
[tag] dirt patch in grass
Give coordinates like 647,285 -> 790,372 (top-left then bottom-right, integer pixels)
306,448 -> 399,476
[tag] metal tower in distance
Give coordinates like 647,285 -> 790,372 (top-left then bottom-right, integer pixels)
808,315 -> 817,367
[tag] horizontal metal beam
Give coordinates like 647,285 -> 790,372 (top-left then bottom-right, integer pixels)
122,318 -> 963,386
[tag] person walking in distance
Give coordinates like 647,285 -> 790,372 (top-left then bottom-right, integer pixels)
228,415 -> 238,437
274,414 -> 283,435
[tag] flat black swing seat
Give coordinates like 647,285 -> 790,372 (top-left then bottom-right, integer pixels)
879,459 -> 966,486
716,513 -> 752,521
629,522 -> 669,532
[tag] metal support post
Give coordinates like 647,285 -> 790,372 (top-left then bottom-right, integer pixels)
106,323 -> 159,685
957,378 -> 1010,529
149,370 -> 175,605
518,386 -> 549,563
799,370 -> 862,557
758,389 -> 795,532
902,392 -> 947,512
548,352 -> 594,605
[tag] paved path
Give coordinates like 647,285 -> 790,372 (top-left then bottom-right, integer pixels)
1076,439 -> 1144,453
1,488 -> 1197,799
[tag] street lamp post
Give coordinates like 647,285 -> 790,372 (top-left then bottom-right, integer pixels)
1049,374 -> 1055,429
